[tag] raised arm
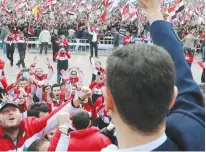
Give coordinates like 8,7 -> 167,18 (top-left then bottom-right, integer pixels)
90,57 -> 96,73
45,58 -> 54,80
147,10 -> 204,118
24,87 -> 92,139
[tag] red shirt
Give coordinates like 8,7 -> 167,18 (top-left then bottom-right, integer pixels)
185,53 -> 194,63
123,35 -> 131,45
48,127 -> 111,151
58,39 -> 69,46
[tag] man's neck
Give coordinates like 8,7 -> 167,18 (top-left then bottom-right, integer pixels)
4,128 -> 20,142
115,118 -> 165,149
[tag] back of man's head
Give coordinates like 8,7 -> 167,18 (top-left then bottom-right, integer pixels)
105,43 -> 175,133
72,110 -> 91,130
30,102 -> 50,113
27,138 -> 49,151
28,102 -> 50,118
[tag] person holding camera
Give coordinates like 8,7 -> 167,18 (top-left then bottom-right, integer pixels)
90,57 -> 105,82
89,72 -> 105,103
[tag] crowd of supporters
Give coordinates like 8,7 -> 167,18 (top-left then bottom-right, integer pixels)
0,0 -> 205,151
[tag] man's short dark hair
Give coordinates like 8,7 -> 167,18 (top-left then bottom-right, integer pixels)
72,110 -> 90,130
51,84 -> 60,91
106,43 -> 175,133
27,138 -> 48,151
30,102 -> 50,113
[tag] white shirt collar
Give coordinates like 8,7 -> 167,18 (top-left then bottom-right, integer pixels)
120,133 -> 167,151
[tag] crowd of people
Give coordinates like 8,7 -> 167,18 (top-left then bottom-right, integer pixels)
0,0 -> 205,151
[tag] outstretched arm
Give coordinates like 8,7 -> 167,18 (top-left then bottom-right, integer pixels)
147,7 -> 204,119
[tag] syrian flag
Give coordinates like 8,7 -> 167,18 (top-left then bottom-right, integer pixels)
99,0 -> 109,22
175,0 -> 184,13
130,12 -> 138,23
121,1 -> 130,21
32,4 -> 41,20
167,5 -> 176,19
1,6 -> 12,16
41,7 -> 49,14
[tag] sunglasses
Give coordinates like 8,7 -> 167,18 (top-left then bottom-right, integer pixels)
71,73 -> 77,75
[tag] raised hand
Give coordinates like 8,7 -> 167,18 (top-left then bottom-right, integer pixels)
45,57 -> 51,67
139,0 -> 163,22
33,56 -> 38,65
17,94 -> 25,105
81,86 -> 92,99
60,69 -> 68,80
18,87 -> 27,96
56,112 -> 71,125
27,77 -> 34,84
1,93 -> 13,101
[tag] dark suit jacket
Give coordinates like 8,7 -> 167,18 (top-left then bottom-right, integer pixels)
150,21 -> 205,151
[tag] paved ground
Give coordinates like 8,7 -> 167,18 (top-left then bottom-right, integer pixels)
0,49 -> 203,85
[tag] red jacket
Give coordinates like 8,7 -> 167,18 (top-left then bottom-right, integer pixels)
6,84 -> 31,98
84,97 -> 103,120
0,76 -> 8,89
0,101 -> 77,151
89,81 -> 104,95
58,39 -> 69,46
30,64 -> 54,81
0,59 -> 5,69
123,35 -> 131,45
49,127 -> 111,151
185,53 -> 194,63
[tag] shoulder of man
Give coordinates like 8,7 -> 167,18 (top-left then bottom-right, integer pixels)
166,109 -> 205,151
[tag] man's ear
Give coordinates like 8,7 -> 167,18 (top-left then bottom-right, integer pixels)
169,86 -> 178,109
102,86 -> 115,112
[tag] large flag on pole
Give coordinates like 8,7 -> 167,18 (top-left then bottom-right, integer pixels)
32,4 -> 41,20
99,0 -> 109,22
175,0 -> 184,13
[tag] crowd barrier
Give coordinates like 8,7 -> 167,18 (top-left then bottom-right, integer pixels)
0,37 -> 153,52
27,37 -> 152,51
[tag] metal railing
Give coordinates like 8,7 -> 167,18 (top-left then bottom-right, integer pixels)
0,37 -> 153,52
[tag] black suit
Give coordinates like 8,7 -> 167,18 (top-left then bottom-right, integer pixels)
89,34 -> 98,57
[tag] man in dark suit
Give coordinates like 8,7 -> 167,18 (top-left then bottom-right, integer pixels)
101,0 -> 205,151
88,23 -> 99,58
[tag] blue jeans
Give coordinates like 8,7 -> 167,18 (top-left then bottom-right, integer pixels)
57,70 -> 61,84
2,40 -> 6,54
